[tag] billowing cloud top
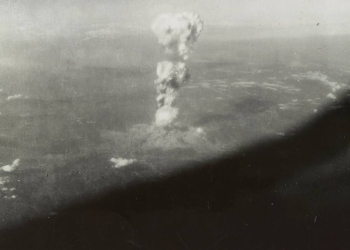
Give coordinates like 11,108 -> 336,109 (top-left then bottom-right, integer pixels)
151,12 -> 203,60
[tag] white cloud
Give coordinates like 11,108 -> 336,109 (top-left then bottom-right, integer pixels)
110,157 -> 137,168
0,177 -> 9,185
292,71 -> 344,92
1,159 -> 20,172
327,93 -> 337,100
6,94 -> 23,101
231,81 -> 256,88
196,127 -> 204,134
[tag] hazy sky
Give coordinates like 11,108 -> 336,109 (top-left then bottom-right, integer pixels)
0,0 -> 349,38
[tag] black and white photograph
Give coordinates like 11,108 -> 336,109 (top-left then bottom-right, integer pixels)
0,0 -> 350,249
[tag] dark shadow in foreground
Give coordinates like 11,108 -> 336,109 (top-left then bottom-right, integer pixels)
1,91 -> 350,250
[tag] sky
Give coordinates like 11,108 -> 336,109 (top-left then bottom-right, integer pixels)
0,0 -> 349,39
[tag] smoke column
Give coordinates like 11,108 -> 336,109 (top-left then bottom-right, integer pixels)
151,12 -> 203,127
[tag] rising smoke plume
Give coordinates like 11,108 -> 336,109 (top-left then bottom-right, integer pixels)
152,12 -> 203,127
